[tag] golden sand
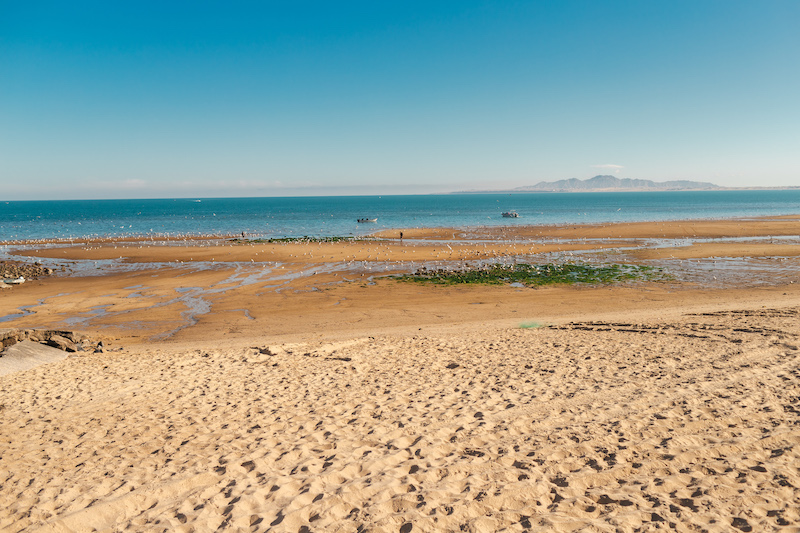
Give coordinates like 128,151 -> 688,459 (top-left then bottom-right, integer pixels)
1,217 -> 799,531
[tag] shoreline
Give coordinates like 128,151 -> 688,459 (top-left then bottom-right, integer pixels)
2,213 -> 799,247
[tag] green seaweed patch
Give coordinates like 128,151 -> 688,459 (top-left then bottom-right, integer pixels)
397,262 -> 667,287
230,236 -> 367,244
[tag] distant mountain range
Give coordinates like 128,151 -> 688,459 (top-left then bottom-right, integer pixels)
463,175 -> 722,193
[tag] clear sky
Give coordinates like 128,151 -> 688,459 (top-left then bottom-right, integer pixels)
2,1 -> 799,200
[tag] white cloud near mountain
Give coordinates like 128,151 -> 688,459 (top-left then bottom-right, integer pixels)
591,164 -> 624,173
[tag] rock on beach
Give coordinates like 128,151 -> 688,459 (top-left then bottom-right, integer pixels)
1,260 -> 54,281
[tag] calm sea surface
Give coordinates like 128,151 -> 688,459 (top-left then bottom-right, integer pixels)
2,190 -> 800,241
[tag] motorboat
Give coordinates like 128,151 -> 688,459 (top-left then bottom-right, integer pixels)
3,276 -> 25,284
501,211 -> 519,218
357,218 -> 378,223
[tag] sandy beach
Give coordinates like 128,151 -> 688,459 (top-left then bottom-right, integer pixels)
2,217 -> 800,531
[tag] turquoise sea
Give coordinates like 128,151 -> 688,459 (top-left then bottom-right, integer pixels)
2,190 -> 800,241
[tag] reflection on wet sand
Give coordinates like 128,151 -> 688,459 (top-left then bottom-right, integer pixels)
1,216 -> 799,343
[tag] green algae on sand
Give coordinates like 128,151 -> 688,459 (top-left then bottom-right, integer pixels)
397,262 -> 667,287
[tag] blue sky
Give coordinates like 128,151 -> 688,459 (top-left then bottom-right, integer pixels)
2,1 -> 799,199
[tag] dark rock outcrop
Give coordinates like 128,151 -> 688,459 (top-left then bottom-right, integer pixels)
46,335 -> 78,353
0,329 -> 95,353
0,261 -> 54,281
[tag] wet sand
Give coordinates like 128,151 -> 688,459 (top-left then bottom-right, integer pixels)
2,217 -> 800,531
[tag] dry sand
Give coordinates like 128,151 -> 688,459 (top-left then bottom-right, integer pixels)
2,217 -> 800,532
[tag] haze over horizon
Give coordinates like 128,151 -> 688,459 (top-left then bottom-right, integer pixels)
2,1 -> 799,201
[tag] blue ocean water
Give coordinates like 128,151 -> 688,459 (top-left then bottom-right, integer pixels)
2,190 -> 799,241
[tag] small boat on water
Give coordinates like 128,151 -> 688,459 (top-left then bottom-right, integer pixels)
357,218 -> 378,223
501,211 -> 519,218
